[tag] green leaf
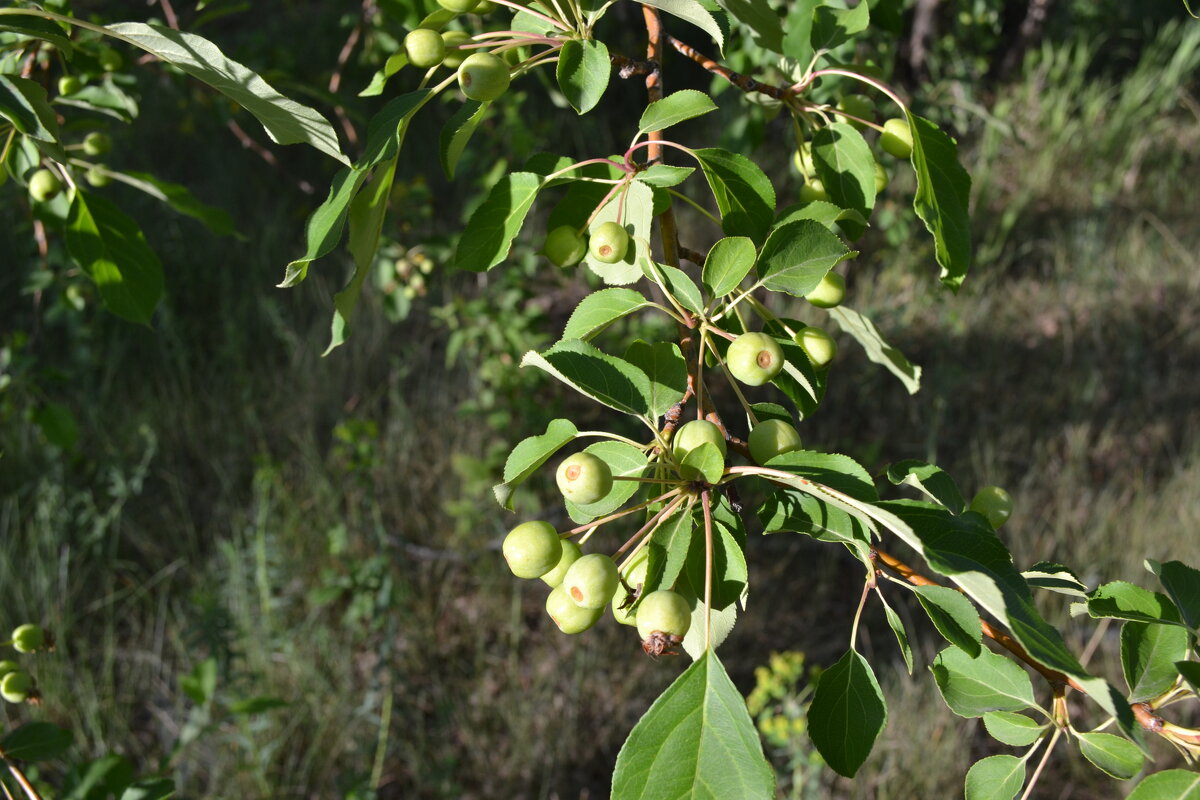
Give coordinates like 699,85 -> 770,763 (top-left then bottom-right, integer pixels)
562,288 -> 651,342
982,711 -> 1044,747
0,722 -> 73,762
879,592 -> 914,674
1150,560 -> 1200,629
107,23 -> 348,165
635,164 -> 695,188
808,649 -> 887,777
701,236 -> 756,297
964,754 -> 1025,800
638,89 -> 719,134
637,0 -> 726,53
759,449 -> 877,501
116,171 -> 241,238
1122,621 -> 1190,701
119,779 -> 176,800
714,0 -> 782,52
32,403 -> 79,450
680,441 -> 725,486
694,147 -> 776,244
455,172 -> 542,272
0,75 -> 59,142
760,322 -> 825,418
685,513 -> 747,610
1075,731 -> 1144,780
811,123 -> 875,216
492,418 -> 578,510
811,1 -> 869,51
758,490 -> 872,561
1177,661 -> 1200,694
556,39 -> 611,114
358,52 -> 406,97
780,0 -> 821,75
913,585 -> 983,657
1088,581 -> 1183,625
755,220 -> 854,297
65,191 -> 164,325
583,181 -> 654,285
228,696 -> 289,714
1127,770 -> 1200,799
564,441 -> 648,524
57,78 -> 139,122
648,262 -> 705,313
0,13 -> 72,50
611,650 -> 773,799
679,574 -> 740,659
439,100 -> 489,179
63,755 -> 134,800
180,657 -> 218,704
521,339 -> 652,418
930,645 -> 1037,718
885,459 -> 965,511
624,340 -> 688,419
907,112 -> 972,289
828,306 -> 921,394
648,503 -> 696,594
1022,562 -> 1089,598
775,199 -> 868,241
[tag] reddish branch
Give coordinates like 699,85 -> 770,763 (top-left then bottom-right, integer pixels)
666,35 -> 790,101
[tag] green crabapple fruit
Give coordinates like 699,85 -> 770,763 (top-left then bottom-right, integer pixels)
874,161 -> 889,193
99,47 -> 124,72
540,539 -> 582,588
612,548 -> 650,626
545,584 -> 603,634
473,0 -> 498,11
457,52 -> 510,102
795,326 -> 837,369
28,169 -> 62,203
12,624 -> 44,654
83,132 -> 112,157
440,31 -> 472,69
792,143 -> 815,178
502,521 -> 562,579
799,179 -> 829,203
556,451 -> 613,505
437,0 -> 481,11
58,75 -> 82,95
562,553 -> 619,609
543,225 -> 587,267
0,671 -> 33,704
636,590 -> 691,641
672,419 -> 727,464
804,272 -> 846,309
836,94 -> 875,131
748,419 -> 803,465
589,221 -> 630,264
86,166 -> 111,187
404,29 -> 446,69
880,118 -> 913,159
969,485 -> 1014,529
726,332 -> 784,386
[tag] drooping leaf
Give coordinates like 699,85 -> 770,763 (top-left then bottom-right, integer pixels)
811,123 -> 875,216
879,592 -> 914,674
611,651 -> 774,799
455,172 -> 542,272
1075,731 -> 1145,780
963,755 -> 1025,800
1022,562 -> 1089,597
0,722 -> 73,762
556,39 -> 610,114
492,418 -> 579,510
439,100 -> 489,179
1088,581 -> 1183,626
758,490 -> 872,562
982,711 -> 1045,747
684,512 -> 747,611
758,450 -> 876,501
637,0 -> 726,53
115,171 -> 240,238
624,340 -> 688,419
913,584 -> 983,657
1121,621 -> 1190,701
930,645 -> 1037,718
564,441 -> 649,524
701,236 -> 756,297
107,23 -> 348,164
638,89 -> 719,134
1149,560 -> 1200,629
808,649 -> 887,777
828,306 -> 921,394
1127,770 -> 1200,799
694,147 -> 776,244
885,459 -> 966,512
563,288 -> 652,342
755,220 -> 854,297
907,112 -> 971,289
65,191 -> 164,325
0,75 -> 60,142
521,339 -> 652,418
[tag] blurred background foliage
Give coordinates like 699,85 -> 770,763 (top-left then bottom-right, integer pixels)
1,0 -> 1198,797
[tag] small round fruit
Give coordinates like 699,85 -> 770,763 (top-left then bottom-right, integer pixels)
438,0 -> 481,11
748,419 -> 803,465
0,661 -> 18,678
28,169 -> 61,203
969,486 -> 1013,529
540,539 -> 582,588
874,161 -> 889,193
83,131 -> 112,157
799,179 -> 829,203
836,94 -> 875,131
612,549 -> 650,627
795,326 -> 837,369
11,624 -> 44,654
589,221 -> 629,264
635,590 -> 691,640
86,166 -> 111,187
441,31 -> 472,69
0,671 -> 33,704
457,52 -> 510,102
792,142 -> 815,178
98,47 -> 124,73
804,272 -> 846,309
726,332 -> 784,386
473,0 -> 498,11
880,117 -> 913,159
543,225 -> 587,267
502,521 -> 562,579
58,75 -> 82,95
556,451 -> 613,505
545,584 -> 603,634
404,29 -> 446,69
562,553 -> 619,609
672,419 -> 727,463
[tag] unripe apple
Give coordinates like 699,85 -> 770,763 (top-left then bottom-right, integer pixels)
748,419 -> 803,465
540,539 -> 582,588
880,117 -> 913,159
438,0 -> 481,12
589,221 -> 629,264
556,451 -> 613,505
474,0 -> 498,11
441,31 -> 472,69
98,47 -> 123,73
457,52 -> 510,102
874,161 -> 889,194
836,94 -> 875,131
545,584 -> 603,634
726,332 -> 784,386
612,548 -> 650,627
11,624 -> 44,654
83,131 -> 112,157
0,671 -> 33,704
804,272 -> 846,308
795,326 -> 837,369
672,419 -> 727,464
543,225 -> 587,267
799,179 -> 829,203
792,142 -> 815,178
58,75 -> 81,95
969,485 -> 1013,529
405,29 -> 446,69
635,590 -> 691,640
28,169 -> 61,203
502,521 -> 562,579
86,166 -> 111,187
562,553 -> 619,609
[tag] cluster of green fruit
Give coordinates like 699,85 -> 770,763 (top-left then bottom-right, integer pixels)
0,624 -> 51,705
402,0 -> 513,101
794,94 -> 914,203
26,131 -> 114,203
542,220 -> 629,268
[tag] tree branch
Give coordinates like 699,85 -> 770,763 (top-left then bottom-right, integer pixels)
666,35 -> 790,101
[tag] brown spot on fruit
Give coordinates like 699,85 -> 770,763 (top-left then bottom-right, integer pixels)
570,587 -> 584,602
756,350 -> 773,368
598,245 -> 612,257
566,464 -> 581,481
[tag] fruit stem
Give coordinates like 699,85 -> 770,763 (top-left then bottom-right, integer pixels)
703,336 -> 758,426
793,68 -> 909,118
624,139 -> 697,166
562,488 -> 682,536
848,576 -> 872,651
580,177 -> 630,232
484,0 -> 571,31
614,493 -> 688,560
1017,727 -> 1061,800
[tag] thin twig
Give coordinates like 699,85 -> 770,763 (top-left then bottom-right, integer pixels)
666,35 -> 790,100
